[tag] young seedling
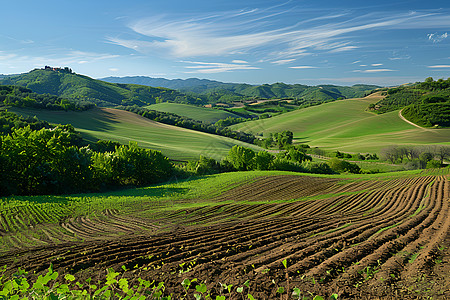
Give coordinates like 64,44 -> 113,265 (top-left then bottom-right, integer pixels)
292,287 -> 301,299
219,282 -> 233,295
277,286 -> 285,300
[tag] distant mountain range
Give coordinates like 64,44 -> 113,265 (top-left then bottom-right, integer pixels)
101,76 -> 381,102
0,69 -> 381,108
100,76 -> 239,91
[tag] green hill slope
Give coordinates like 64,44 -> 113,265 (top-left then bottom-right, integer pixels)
372,77 -> 450,127
230,93 -> 450,153
145,102 -> 241,123
102,76 -> 379,103
0,68 -> 198,107
10,107 -> 262,160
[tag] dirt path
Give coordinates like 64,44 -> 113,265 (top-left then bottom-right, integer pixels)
398,109 -> 432,131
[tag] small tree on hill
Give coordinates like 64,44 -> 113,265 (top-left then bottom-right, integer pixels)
225,145 -> 256,171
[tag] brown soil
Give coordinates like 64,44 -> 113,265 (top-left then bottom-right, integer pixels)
0,174 -> 448,299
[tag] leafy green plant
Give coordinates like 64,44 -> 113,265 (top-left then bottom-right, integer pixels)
0,265 -> 173,300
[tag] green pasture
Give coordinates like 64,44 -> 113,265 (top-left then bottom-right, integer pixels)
231,96 -> 450,153
145,102 -> 240,123
10,107 -> 262,160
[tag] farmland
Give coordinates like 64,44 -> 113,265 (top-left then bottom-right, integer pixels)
0,169 -> 448,299
231,93 -> 450,153
9,107 -> 262,160
145,102 -> 241,123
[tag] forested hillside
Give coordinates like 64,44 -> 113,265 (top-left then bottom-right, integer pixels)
0,85 -> 93,111
0,68 -> 201,107
102,76 -> 379,103
0,110 -> 52,135
370,77 -> 450,127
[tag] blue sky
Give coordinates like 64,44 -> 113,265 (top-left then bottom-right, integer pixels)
1,0 -> 449,86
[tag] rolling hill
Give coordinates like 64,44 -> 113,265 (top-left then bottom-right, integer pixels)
0,68 -> 198,107
101,76 -> 237,92
372,77 -> 450,127
102,75 -> 380,102
144,102 -> 241,123
10,107 -> 263,160
230,92 -> 450,153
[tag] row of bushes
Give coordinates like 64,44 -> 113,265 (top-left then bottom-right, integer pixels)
0,85 -> 94,111
0,110 -> 52,135
0,125 -> 361,197
379,144 -> 450,169
183,145 -> 361,176
0,126 -> 174,196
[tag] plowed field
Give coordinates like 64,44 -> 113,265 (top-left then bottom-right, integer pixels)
0,170 -> 449,299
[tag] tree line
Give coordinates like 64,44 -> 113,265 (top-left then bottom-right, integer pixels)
0,125 -> 174,196
380,145 -> 450,169
370,77 -> 449,125
184,145 -> 362,176
0,85 -> 94,111
0,110 -> 52,135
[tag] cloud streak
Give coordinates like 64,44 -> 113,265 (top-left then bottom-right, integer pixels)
354,69 -> 395,73
108,8 -> 450,61
428,65 -> 450,68
0,50 -> 120,71
289,66 -> 317,69
182,60 -> 260,73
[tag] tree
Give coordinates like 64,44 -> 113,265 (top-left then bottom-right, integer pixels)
114,141 -> 173,185
186,155 -> 222,175
380,146 -> 400,163
327,158 -> 360,174
433,145 -> 450,164
274,130 -> 293,149
286,149 -> 312,163
225,145 -> 255,171
253,151 -> 274,170
306,162 -> 334,174
427,160 -> 442,169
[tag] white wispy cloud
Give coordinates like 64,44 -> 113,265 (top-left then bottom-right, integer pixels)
289,66 -> 317,69
108,8 -> 450,60
354,69 -> 395,73
329,46 -> 359,53
271,59 -> 296,65
427,32 -> 448,43
0,53 -> 18,61
315,76 -> 421,86
182,60 -> 260,73
232,60 -> 249,64
351,60 -> 361,64
371,63 -> 383,66
427,65 -> 450,68
389,55 -> 411,60
0,50 -> 120,71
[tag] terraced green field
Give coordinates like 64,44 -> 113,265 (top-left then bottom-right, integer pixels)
145,102 -> 240,123
230,93 -> 450,152
10,107 -> 262,160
